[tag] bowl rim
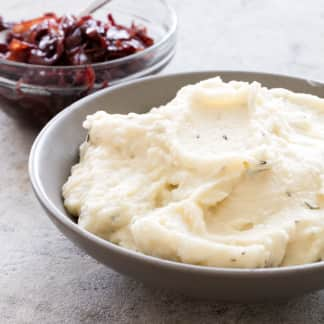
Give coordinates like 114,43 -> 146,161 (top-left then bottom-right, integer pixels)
29,70 -> 324,277
0,0 -> 177,70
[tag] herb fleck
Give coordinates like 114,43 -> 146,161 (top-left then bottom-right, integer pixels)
259,160 -> 267,165
295,220 -> 300,224
111,215 -> 118,223
196,134 -> 200,139
286,191 -> 292,197
222,135 -> 228,140
304,201 -> 320,210
241,251 -> 246,256
230,258 -> 237,262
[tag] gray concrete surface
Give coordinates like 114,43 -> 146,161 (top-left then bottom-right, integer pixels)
2,0 -> 324,323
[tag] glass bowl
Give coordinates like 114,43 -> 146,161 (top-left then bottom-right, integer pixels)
0,0 -> 177,125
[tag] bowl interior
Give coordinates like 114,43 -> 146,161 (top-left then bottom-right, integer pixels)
32,71 -> 324,224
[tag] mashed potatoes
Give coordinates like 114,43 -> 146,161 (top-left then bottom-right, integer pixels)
63,77 -> 324,268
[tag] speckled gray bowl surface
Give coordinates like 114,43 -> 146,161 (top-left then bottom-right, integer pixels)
29,71 -> 324,302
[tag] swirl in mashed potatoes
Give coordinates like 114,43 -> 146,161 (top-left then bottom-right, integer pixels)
63,77 -> 324,268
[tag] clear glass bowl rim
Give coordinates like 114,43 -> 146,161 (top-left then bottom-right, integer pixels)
0,0 -> 177,71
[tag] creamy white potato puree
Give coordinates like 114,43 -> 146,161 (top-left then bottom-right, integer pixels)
63,77 -> 324,268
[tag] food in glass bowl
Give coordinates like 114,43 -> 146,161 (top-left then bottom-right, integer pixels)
0,0 -> 176,126
0,13 -> 153,65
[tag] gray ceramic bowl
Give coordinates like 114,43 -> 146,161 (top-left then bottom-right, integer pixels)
29,71 -> 324,302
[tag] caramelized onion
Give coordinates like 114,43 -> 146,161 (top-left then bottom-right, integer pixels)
0,12 -> 154,65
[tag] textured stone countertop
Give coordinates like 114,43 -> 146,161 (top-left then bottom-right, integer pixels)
2,0 -> 324,323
